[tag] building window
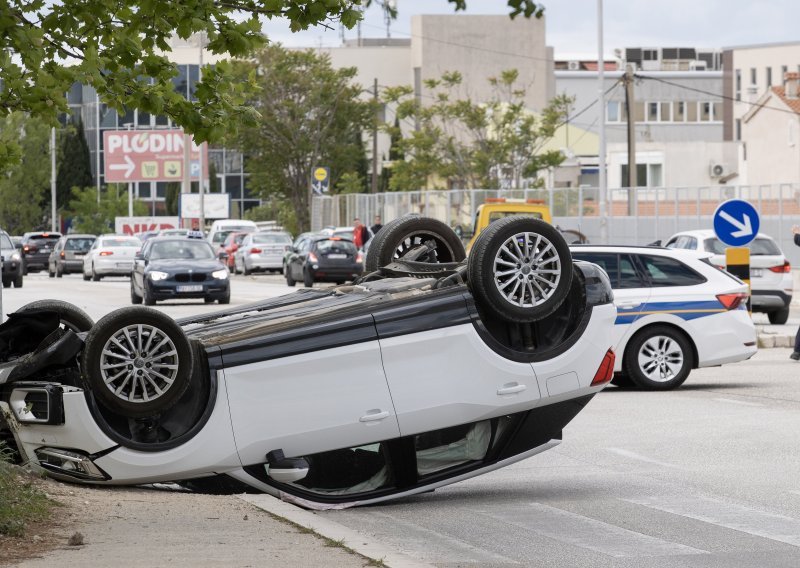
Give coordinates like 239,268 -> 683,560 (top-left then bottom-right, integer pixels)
647,102 -> 659,122
750,67 -> 757,87
782,65 -> 788,82
643,49 -> 658,61
735,69 -> 741,101
634,101 -> 646,122
606,101 -> 620,122
673,101 -> 686,122
687,102 -> 698,122
712,102 -> 722,122
700,102 -> 712,122
766,67 -> 772,87
660,102 -> 671,122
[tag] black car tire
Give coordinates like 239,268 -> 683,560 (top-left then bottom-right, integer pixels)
13,274 -> 22,288
286,270 -> 296,287
17,299 -> 94,333
219,290 -> 231,305
303,268 -> 314,288
81,307 -> 193,418
243,263 -> 252,276
130,279 -> 142,305
21,260 -> 27,276
48,266 -> 55,278
768,307 -> 790,325
82,270 -> 90,281
624,325 -> 693,391
364,215 -> 466,273
92,265 -> 101,281
2,279 -> 10,288
56,264 -> 63,278
467,216 -> 573,323
143,284 -> 156,306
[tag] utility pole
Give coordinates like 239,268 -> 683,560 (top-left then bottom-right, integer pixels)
371,77 -> 379,194
198,33 -> 205,229
624,64 -> 637,215
50,127 -> 57,232
597,0 -> 608,244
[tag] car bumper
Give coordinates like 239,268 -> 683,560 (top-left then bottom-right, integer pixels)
147,279 -> 230,300
245,254 -> 284,270
23,255 -> 49,270
62,259 -> 85,273
92,258 -> 135,275
309,263 -> 363,282
750,289 -> 792,311
692,308 -> 758,367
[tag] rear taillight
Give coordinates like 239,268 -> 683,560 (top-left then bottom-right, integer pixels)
716,292 -> 748,310
99,251 -> 114,256
591,349 -> 615,387
308,252 -> 318,263
250,248 -> 262,254
356,252 -> 364,263
60,251 -> 65,258
768,261 -> 791,273
23,245 -> 32,253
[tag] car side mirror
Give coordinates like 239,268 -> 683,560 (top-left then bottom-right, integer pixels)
266,449 -> 309,483
134,252 -> 144,261
648,239 -> 662,246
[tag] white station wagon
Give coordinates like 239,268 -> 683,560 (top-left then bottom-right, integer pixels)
570,245 -> 757,390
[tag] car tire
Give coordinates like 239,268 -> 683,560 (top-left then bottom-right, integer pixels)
130,279 -> 142,305
21,260 -> 28,276
48,266 -> 55,278
219,291 -> 231,305
303,268 -> 314,288
243,263 -> 251,276
768,307 -> 790,325
13,274 -> 22,288
467,216 -> 573,323
364,215 -> 466,273
82,269 -> 90,281
17,299 -> 94,333
92,264 -> 101,281
56,265 -> 63,278
286,270 -> 296,287
2,279 -> 9,289
81,307 -> 193,418
234,259 -> 242,275
624,325 -> 693,391
143,285 -> 156,306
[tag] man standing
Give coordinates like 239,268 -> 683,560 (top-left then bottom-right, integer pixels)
353,218 -> 369,249
792,225 -> 800,360
370,215 -> 383,235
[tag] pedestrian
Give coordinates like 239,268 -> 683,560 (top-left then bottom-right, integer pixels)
370,215 -> 383,235
792,225 -> 800,360
352,218 -> 369,249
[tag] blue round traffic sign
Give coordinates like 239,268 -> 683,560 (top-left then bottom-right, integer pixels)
712,199 -> 760,247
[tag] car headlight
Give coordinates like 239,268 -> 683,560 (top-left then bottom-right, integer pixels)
212,269 -> 229,280
10,252 -> 20,261
149,271 -> 169,281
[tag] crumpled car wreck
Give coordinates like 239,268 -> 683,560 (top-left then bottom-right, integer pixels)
0,216 -> 616,510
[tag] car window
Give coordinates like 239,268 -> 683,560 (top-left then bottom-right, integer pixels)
0,234 -> 12,249
28,234 -> 61,246
253,233 -> 292,244
315,239 -> 357,254
101,238 -> 140,248
639,254 -> 706,286
149,240 -> 214,260
570,252 -> 622,288
65,238 -> 95,251
703,236 -> 781,255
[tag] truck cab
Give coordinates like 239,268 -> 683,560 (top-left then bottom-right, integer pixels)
465,198 -> 552,252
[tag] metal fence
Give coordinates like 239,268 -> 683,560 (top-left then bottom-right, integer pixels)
312,184 -> 800,265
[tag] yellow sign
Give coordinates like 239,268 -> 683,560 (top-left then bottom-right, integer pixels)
141,162 -> 158,179
164,161 -> 181,178
314,167 -> 328,182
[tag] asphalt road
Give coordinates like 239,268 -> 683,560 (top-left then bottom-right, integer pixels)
5,271 -> 800,567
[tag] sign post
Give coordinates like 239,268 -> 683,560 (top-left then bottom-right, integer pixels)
311,167 -> 330,195
713,199 -> 760,312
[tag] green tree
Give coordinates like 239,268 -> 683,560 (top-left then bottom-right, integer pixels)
164,182 -> 181,216
383,69 -> 573,190
379,115 -> 405,192
0,113 -> 52,233
234,46 -> 374,231
56,118 -> 93,210
68,185 -> 147,234
0,1 -> 544,174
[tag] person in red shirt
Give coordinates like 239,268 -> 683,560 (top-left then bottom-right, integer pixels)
352,218 -> 369,249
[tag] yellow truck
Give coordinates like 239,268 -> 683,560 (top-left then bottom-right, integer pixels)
465,198 -> 553,252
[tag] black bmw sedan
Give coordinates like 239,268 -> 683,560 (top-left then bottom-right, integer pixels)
131,237 -> 230,305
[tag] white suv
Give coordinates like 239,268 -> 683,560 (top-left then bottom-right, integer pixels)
570,245 -> 757,390
664,230 -> 792,324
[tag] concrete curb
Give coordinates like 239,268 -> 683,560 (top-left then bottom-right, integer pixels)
757,333 -> 795,349
240,494 -> 434,568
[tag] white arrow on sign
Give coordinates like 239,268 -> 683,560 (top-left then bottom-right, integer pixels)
109,155 -> 135,178
719,210 -> 753,238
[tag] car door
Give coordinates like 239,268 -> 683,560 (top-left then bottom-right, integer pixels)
132,241 -> 149,293
637,253 -> 710,314
288,238 -> 309,281
376,292 -> 541,437
571,251 -> 650,353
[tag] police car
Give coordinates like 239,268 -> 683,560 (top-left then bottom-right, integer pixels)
570,245 -> 757,390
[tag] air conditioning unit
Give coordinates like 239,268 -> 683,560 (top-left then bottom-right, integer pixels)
709,162 -> 732,178
567,60 -> 581,71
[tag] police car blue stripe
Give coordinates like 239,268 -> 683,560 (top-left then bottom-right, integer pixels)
614,300 -> 729,325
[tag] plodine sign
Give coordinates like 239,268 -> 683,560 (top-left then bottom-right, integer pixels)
103,129 -> 208,183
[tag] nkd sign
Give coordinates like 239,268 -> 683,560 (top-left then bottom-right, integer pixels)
103,129 -> 208,183
115,216 -> 180,236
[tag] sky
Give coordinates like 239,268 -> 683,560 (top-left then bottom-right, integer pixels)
260,0 -> 800,56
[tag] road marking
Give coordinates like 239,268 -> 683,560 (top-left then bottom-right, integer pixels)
626,495 -> 800,548
605,447 -> 681,469
478,503 -> 707,558
713,397 -> 763,407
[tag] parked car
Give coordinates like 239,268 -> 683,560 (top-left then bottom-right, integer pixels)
319,226 -> 357,240
0,216 -> 616,509
48,234 -> 96,277
130,237 -> 230,305
570,244 -> 757,390
664,229 -> 793,324
285,235 -> 363,287
220,231 -> 252,271
234,231 -> 293,275
0,229 -> 23,288
20,231 -> 62,274
82,235 -> 142,281
206,219 -> 257,255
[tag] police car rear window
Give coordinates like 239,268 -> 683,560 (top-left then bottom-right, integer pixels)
638,255 -> 706,287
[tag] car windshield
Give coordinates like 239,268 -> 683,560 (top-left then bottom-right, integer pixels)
0,234 -> 12,249
149,240 -> 215,260
102,238 -> 140,248
28,234 -> 60,245
315,239 -> 356,254
703,237 -> 781,255
252,233 -> 291,244
214,227 -> 253,243
66,238 -> 95,251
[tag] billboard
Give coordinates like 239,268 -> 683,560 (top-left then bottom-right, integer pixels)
103,130 -> 208,183
115,216 -> 180,236
179,193 -> 231,219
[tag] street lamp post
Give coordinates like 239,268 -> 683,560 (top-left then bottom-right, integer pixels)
597,0 -> 608,244
50,127 -> 57,232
